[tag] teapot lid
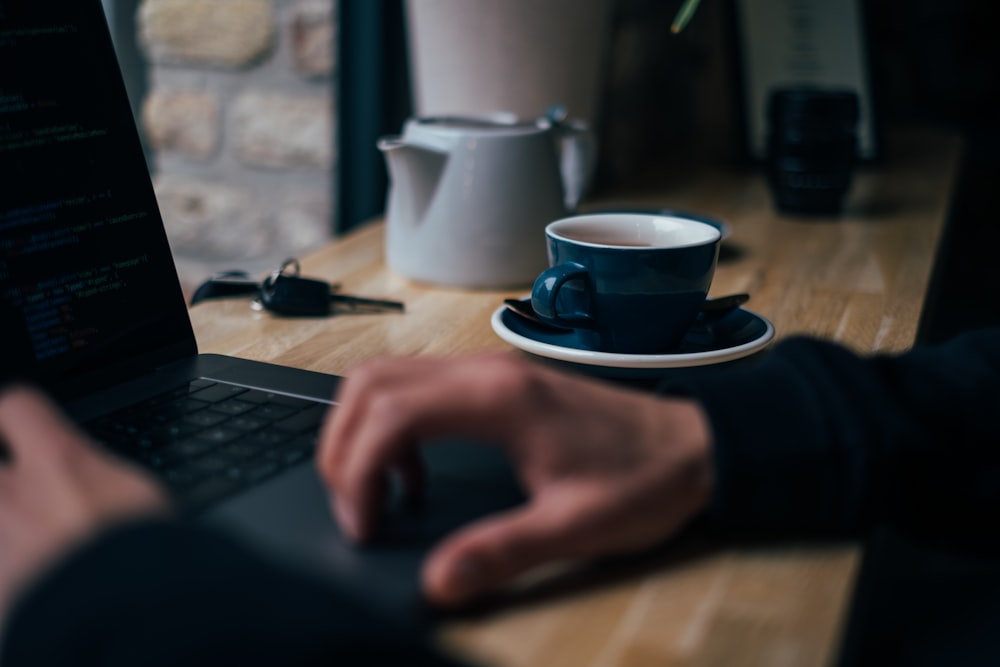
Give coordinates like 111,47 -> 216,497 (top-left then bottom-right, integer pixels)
407,114 -> 546,138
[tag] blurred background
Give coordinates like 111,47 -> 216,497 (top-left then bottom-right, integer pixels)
101,0 -> 1000,323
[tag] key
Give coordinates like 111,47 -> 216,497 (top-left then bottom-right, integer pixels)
260,273 -> 404,316
330,290 -> 407,313
258,259 -> 405,316
259,273 -> 329,316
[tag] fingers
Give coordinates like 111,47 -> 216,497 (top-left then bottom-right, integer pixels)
316,354 -> 716,608
420,498 -> 586,607
421,475 -> 703,608
0,386 -> 170,622
0,385 -> 166,504
0,386 -> 87,468
319,354 -> 526,541
318,357 -> 438,492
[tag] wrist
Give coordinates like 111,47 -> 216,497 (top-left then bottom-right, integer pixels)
670,398 -> 715,520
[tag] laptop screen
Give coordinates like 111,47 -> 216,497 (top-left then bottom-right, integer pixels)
0,2 -> 195,391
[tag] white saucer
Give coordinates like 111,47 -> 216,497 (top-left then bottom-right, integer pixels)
491,304 -> 775,375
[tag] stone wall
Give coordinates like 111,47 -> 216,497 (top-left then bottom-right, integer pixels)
137,0 -> 336,290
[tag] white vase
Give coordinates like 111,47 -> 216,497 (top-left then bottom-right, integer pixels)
404,0 -> 615,128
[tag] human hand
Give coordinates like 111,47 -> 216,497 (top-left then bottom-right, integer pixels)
318,354 -> 714,607
0,386 -> 169,623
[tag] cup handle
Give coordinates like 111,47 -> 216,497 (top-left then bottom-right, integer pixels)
531,262 -> 594,327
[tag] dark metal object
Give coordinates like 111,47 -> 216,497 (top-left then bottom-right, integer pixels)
259,259 -> 404,316
191,259 -> 404,317
766,87 -> 860,215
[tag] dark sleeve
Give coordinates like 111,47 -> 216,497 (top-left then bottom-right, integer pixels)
2,520 -> 466,667
664,327 -> 1000,539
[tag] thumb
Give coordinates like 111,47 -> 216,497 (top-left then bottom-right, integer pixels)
0,386 -> 80,466
421,502 -> 574,607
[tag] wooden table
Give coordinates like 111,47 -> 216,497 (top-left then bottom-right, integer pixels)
190,129 -> 962,666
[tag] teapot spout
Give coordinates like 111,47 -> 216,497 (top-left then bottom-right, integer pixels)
378,136 -> 449,227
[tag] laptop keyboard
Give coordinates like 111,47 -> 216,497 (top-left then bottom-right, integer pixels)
86,379 -> 330,512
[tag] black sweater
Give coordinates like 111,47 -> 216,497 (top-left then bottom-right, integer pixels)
683,328 -> 1000,540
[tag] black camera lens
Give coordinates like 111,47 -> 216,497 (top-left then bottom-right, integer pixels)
766,87 -> 860,215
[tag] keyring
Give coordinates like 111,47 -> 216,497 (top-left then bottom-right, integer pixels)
260,258 -> 301,301
251,258 -> 300,311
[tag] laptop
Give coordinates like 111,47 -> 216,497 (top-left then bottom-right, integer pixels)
0,1 -> 523,624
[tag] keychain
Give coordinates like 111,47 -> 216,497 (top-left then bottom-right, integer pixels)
253,259 -> 404,317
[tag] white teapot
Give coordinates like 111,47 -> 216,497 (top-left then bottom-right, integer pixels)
378,111 -> 594,288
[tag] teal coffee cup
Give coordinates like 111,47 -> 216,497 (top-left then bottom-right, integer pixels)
531,213 -> 721,354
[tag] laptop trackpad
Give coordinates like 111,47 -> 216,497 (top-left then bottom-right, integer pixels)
199,440 -> 525,623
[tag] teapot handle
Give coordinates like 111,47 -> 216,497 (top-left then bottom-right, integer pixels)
552,117 -> 596,212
